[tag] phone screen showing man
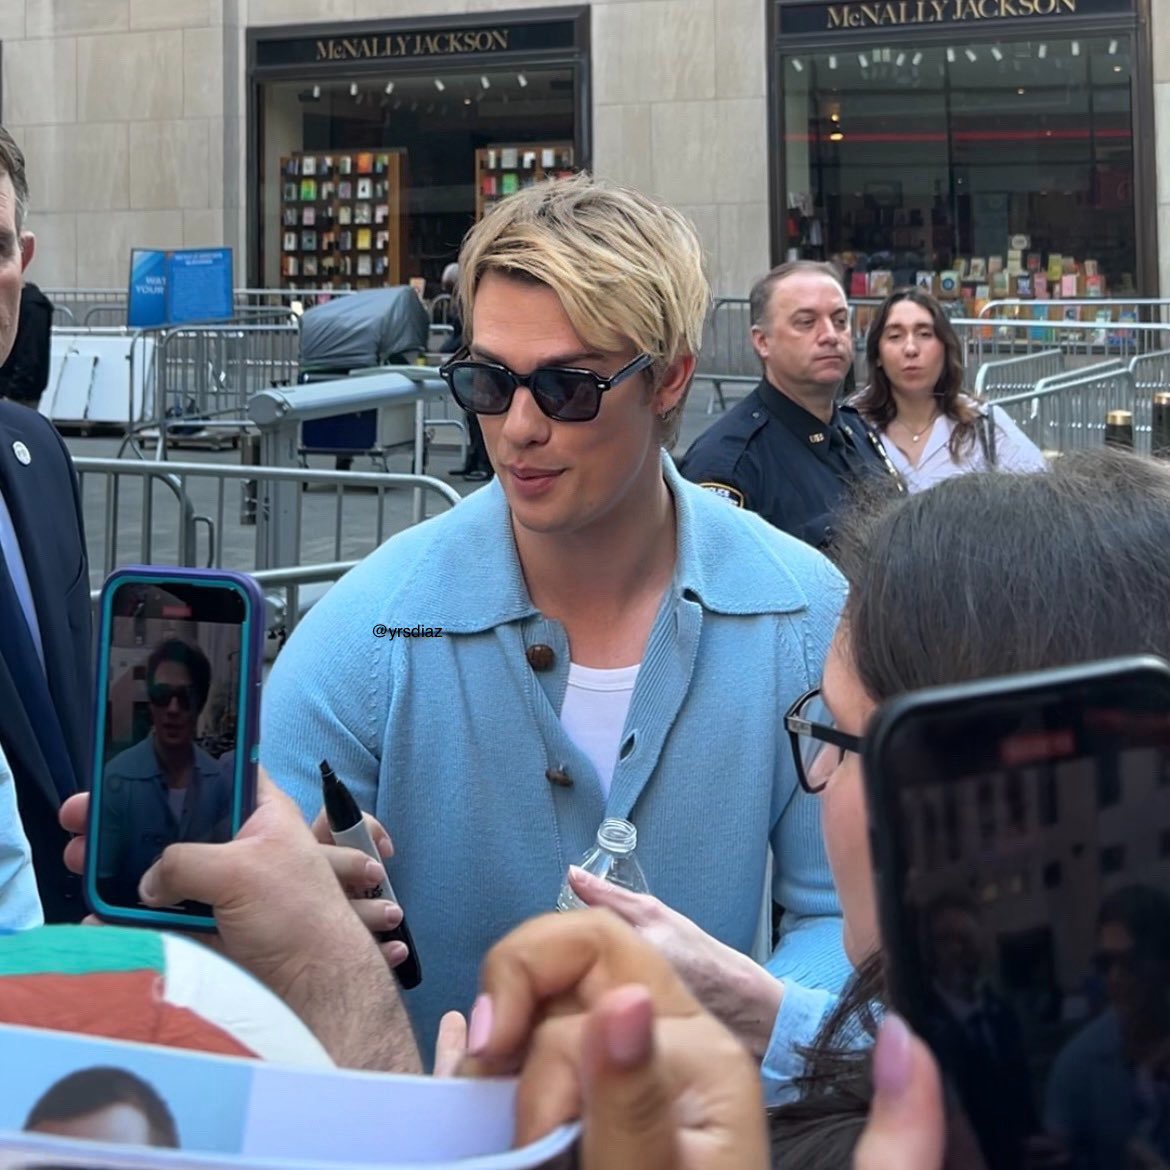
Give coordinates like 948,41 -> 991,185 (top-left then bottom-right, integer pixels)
92,581 -> 249,916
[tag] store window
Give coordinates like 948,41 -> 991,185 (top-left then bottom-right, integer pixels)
778,33 -> 1139,304
251,13 -> 588,294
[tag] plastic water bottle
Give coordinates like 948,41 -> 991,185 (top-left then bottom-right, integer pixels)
556,818 -> 649,911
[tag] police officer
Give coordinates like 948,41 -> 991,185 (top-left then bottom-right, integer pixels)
678,260 -> 902,551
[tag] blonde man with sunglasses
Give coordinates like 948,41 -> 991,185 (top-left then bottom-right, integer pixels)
261,174 -> 851,1076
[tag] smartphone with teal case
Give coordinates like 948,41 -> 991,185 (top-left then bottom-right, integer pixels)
84,566 -> 265,931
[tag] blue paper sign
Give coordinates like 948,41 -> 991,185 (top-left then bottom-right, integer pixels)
127,247 -> 234,328
168,248 -> 233,325
127,249 -> 169,328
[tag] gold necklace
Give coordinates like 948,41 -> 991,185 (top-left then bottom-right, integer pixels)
894,412 -> 938,443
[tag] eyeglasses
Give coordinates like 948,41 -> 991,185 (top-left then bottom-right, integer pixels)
148,683 -> 198,711
784,687 -> 864,794
438,349 -> 654,423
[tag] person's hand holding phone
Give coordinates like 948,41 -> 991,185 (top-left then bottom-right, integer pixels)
63,789 -> 413,972
59,774 -> 421,1074
852,1015 -> 946,1170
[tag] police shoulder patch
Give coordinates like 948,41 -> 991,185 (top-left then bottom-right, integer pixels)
699,482 -> 746,508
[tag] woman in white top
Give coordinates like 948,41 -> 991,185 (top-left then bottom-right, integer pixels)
852,288 -> 1048,492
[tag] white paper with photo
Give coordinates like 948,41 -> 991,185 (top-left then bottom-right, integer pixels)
0,1026 -> 577,1170
0,1128 -> 578,1170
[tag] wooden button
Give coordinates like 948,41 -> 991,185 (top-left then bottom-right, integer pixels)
526,643 -> 556,671
545,767 -> 573,788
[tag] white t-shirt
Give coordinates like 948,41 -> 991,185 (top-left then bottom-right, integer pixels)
167,785 -> 188,821
559,662 -> 640,798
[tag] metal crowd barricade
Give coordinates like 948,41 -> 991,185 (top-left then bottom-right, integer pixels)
74,456 -> 461,638
1128,350 -> 1170,397
950,316 -> 1170,394
249,368 -> 455,553
127,320 -> 302,458
695,297 -> 757,412
992,362 -> 1135,455
43,288 -> 127,326
973,349 -> 1065,401
979,298 -> 1170,325
959,312 -> 1170,370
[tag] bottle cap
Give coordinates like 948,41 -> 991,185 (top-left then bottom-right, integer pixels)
597,818 -> 637,854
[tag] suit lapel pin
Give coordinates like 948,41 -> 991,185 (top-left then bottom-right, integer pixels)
12,441 -> 30,466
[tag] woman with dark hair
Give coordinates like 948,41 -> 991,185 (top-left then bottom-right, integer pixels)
851,287 -> 1046,491
574,449 -> 1170,1165
767,448 -> 1170,1167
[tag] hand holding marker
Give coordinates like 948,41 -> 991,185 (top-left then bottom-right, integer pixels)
320,759 -> 422,989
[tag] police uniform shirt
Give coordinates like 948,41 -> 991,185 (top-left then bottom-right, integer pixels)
677,378 -> 902,550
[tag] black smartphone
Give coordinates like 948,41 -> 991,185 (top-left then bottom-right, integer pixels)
84,567 -> 266,932
865,656 -> 1170,1170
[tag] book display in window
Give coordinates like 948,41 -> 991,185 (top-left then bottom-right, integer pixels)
475,143 -> 577,222
278,150 -> 407,290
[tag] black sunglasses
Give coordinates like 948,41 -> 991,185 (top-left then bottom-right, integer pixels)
784,687 -> 864,794
148,682 -> 198,711
438,349 -> 654,423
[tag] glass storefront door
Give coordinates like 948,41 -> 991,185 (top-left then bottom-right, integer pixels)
779,34 -> 1137,300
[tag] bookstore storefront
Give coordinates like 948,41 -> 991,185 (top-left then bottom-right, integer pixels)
248,9 -> 589,294
768,0 -> 1156,306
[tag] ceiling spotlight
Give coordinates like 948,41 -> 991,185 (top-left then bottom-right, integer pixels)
792,57 -> 804,72
895,51 -> 906,66
1113,63 -> 1123,71
517,72 -> 528,87
946,46 -> 956,63
1071,40 -> 1080,55
912,51 -> 923,65
463,96 -> 472,105
858,52 -> 869,67
1038,43 -> 1048,58
990,45 -> 1003,60
1109,38 -> 1119,54
311,84 -> 321,99
384,81 -> 395,95
435,78 -> 447,91
828,54 -> 838,69
480,75 -> 491,89
829,127 -> 844,142
349,82 -> 358,96
1017,86 -> 1026,94
965,47 -> 977,62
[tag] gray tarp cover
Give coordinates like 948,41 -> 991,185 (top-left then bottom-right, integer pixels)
299,287 -> 430,370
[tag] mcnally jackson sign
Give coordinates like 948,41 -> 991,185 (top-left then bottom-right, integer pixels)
777,0 -> 1133,33
316,29 -> 509,60
254,20 -> 579,69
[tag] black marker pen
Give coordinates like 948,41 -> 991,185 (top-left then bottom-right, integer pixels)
320,759 -> 422,990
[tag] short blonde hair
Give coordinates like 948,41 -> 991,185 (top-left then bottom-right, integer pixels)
456,173 -> 710,446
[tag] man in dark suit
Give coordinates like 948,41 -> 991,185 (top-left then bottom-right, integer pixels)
0,124 -> 92,923
922,891 -> 1039,1170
